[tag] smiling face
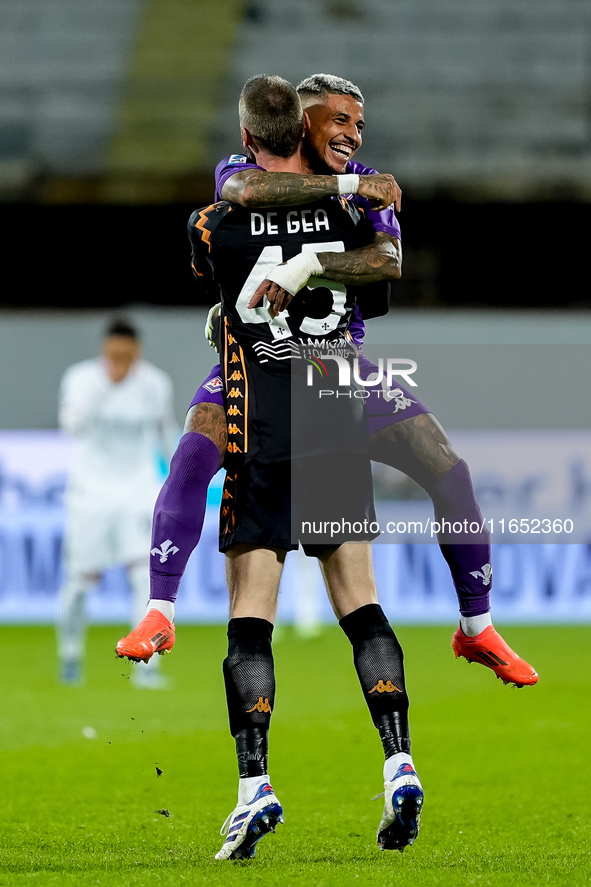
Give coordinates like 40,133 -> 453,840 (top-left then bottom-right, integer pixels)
302,92 -> 365,173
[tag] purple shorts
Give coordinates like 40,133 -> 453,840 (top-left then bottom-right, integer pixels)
189,364 -> 224,409
188,357 -> 429,434
357,351 -> 429,435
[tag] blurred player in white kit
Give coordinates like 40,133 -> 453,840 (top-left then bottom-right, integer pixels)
56,317 -> 178,687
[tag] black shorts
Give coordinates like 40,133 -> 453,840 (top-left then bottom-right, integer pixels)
219,452 -> 378,556
221,316 -> 369,466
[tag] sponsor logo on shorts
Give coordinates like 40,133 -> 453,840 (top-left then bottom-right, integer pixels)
469,563 -> 493,586
368,680 -> 403,695
150,539 -> 179,563
204,376 -> 223,393
246,697 -> 272,713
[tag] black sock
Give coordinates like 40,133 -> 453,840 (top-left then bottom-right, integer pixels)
223,617 -> 275,778
339,603 -> 411,758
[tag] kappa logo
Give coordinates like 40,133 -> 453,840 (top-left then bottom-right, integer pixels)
469,563 -> 493,586
150,539 -> 179,563
227,424 -> 242,435
368,680 -> 402,695
385,388 -> 418,414
246,697 -> 272,713
204,376 -> 223,394
227,405 -> 243,416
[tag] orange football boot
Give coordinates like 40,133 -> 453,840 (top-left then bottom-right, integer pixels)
452,625 -> 538,687
116,610 -> 175,663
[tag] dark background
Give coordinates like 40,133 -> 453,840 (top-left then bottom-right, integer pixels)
4,198 -> 586,310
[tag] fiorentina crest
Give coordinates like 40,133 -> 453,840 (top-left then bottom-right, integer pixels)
151,539 -> 179,563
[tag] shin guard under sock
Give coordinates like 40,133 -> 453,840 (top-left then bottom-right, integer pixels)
149,432 -> 221,604
223,617 -> 275,778
339,604 -> 411,757
430,459 -> 492,617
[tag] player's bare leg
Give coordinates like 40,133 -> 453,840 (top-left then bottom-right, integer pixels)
319,542 -> 423,851
117,398 -> 226,663
215,545 -> 285,861
368,413 -> 538,686
56,571 -> 100,684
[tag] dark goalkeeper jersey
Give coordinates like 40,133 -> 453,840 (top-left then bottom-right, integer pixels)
188,196 -> 374,363
188,197 -> 375,464
214,153 -> 401,328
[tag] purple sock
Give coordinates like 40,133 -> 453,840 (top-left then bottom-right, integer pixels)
431,459 -> 492,617
149,432 -> 221,603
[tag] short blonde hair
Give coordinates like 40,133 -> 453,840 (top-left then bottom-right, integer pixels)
239,75 -> 304,158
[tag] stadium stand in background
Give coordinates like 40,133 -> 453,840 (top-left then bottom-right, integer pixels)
0,0 -> 241,203
1,0 -> 589,202
0,0 -> 589,310
210,0 -> 591,202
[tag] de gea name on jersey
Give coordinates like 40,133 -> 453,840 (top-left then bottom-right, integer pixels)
250,208 -> 331,236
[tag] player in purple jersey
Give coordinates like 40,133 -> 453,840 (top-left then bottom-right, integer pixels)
247,74 -> 538,689
118,74 -> 537,690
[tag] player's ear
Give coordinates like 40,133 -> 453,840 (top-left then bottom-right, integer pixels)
241,127 -> 254,149
303,111 -> 311,133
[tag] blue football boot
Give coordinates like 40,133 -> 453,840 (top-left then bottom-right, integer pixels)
215,782 -> 283,860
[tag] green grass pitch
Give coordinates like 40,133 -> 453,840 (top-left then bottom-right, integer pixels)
1,624 -> 590,886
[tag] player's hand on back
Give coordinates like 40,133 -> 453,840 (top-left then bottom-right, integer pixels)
248,280 -> 293,317
358,173 -> 401,212
248,252 -> 324,316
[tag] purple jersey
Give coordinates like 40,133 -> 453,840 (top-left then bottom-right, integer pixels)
214,154 -> 259,202
214,154 -> 401,239
348,303 -> 366,346
213,154 -> 402,345
347,159 -> 401,241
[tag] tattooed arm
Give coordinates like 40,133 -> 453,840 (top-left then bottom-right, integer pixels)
222,169 -> 401,212
248,232 -> 402,316
317,232 -> 402,284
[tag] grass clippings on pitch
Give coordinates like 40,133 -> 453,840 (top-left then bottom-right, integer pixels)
0,624 -> 590,886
